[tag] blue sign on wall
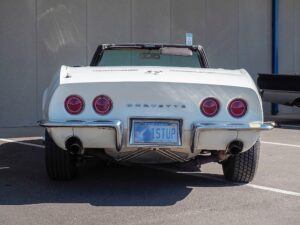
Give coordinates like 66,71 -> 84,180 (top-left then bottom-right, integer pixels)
186,33 -> 193,45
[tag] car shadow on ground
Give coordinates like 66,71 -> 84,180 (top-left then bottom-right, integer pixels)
0,140 -> 241,207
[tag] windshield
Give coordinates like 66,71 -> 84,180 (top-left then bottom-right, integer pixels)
96,48 -> 203,68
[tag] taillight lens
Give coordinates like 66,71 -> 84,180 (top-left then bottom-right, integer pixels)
228,98 -> 247,118
93,95 -> 113,115
200,98 -> 220,117
65,95 -> 84,115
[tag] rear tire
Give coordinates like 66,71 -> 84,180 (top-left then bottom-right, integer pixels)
222,140 -> 260,183
45,130 -> 77,180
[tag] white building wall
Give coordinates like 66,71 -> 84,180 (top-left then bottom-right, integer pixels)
0,0 -> 299,127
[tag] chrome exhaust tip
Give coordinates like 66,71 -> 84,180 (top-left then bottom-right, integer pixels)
228,140 -> 243,155
65,137 -> 83,154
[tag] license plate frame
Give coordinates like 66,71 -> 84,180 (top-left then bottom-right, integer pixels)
129,119 -> 182,146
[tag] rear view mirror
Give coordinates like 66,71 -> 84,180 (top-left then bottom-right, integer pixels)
160,47 -> 193,56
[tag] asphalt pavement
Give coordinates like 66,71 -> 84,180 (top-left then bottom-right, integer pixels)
0,128 -> 299,225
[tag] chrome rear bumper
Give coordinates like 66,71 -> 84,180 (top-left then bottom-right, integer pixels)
39,120 -> 273,153
193,121 -> 274,131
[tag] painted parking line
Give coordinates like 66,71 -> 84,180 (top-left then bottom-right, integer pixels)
197,173 -> 300,197
0,138 -> 44,149
146,165 -> 300,197
0,166 -> 10,170
261,141 -> 300,148
246,183 -> 300,197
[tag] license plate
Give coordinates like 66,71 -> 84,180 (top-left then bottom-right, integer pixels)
130,120 -> 181,146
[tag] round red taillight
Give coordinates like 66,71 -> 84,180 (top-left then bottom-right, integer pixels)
200,98 -> 220,117
93,95 -> 113,115
64,95 -> 84,115
228,98 -> 247,118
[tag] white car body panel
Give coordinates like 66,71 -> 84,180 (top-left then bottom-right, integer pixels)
46,66 -> 262,124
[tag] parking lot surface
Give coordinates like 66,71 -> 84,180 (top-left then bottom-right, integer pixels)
0,128 -> 299,225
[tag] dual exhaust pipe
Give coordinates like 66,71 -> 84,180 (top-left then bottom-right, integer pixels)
65,137 -> 243,156
65,137 -> 83,154
227,140 -> 243,155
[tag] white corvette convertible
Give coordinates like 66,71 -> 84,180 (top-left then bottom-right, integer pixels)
40,44 -> 273,182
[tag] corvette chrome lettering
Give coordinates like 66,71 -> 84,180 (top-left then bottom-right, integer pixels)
126,103 -> 186,109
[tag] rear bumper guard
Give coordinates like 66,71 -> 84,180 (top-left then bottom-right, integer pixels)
191,122 -> 274,153
39,120 -> 123,151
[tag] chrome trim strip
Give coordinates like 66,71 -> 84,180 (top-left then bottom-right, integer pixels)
39,120 -> 123,151
159,149 -> 189,162
193,122 -> 274,131
191,122 -> 274,153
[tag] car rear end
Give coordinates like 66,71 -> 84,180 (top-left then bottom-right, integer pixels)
41,66 -> 272,164
40,44 -> 273,182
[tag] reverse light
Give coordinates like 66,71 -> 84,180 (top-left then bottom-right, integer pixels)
64,95 -> 84,115
93,95 -> 113,115
200,98 -> 220,117
228,98 -> 247,118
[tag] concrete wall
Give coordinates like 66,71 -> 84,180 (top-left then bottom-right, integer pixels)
0,0 -> 299,127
